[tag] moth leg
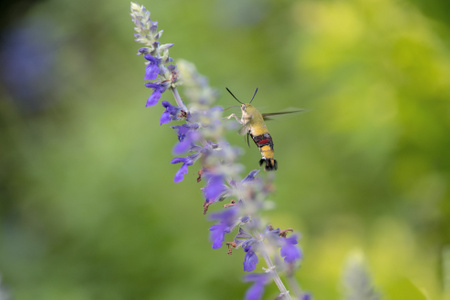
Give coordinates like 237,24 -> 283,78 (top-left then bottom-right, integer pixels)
226,113 -> 243,124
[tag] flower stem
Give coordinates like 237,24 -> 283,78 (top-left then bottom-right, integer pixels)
287,275 -> 303,298
259,239 -> 292,299
170,87 -> 188,111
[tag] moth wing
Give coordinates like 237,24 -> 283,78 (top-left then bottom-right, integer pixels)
238,124 -> 250,136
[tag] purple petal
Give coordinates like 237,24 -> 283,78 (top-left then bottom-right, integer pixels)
160,100 -> 181,125
138,47 -> 149,55
145,64 -> 159,80
146,89 -> 161,107
167,64 -> 176,71
242,170 -> 259,182
171,157 -> 188,164
171,124 -> 193,141
145,82 -> 161,89
301,293 -> 312,300
173,139 -> 192,155
209,224 -> 230,249
209,206 -> 238,223
244,273 -> 269,283
174,163 -> 189,183
208,207 -> 238,249
144,54 -> 160,80
243,246 -> 259,272
245,282 -> 265,300
160,110 -> 171,125
203,174 -> 227,202
280,235 -> 302,263
172,131 -> 201,155
162,100 -> 180,113
243,274 -> 269,300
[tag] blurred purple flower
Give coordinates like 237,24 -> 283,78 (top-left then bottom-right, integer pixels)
301,293 -> 312,300
209,223 -> 231,250
280,234 -> 302,263
172,130 -> 201,155
235,227 -> 254,248
144,54 -> 161,80
202,174 -> 227,204
244,273 -> 270,300
137,47 -> 149,55
242,169 -> 259,183
189,106 -> 224,122
171,124 -> 199,142
0,21 -> 59,112
209,207 -> 238,249
160,101 -> 181,125
243,245 -> 259,272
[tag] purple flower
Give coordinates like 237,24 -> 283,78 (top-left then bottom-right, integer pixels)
243,273 -> 270,300
160,101 -> 181,125
300,293 -> 312,300
209,223 -> 231,249
144,54 -> 161,80
202,174 -> 227,204
171,153 -> 199,183
280,234 -> 302,263
262,226 -> 283,247
137,47 -> 149,55
171,124 -> 199,142
145,82 -> 168,107
172,130 -> 201,155
243,245 -> 259,272
189,106 -> 224,123
235,227 -> 254,248
240,215 -> 250,224
208,207 -> 238,249
149,20 -> 158,34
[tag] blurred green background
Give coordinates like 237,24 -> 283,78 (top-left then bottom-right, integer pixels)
1,0 -> 450,299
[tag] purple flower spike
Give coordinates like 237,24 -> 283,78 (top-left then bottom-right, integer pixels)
145,82 -> 168,107
160,101 -> 181,125
144,54 -> 160,80
243,245 -> 259,272
244,273 -> 269,300
280,234 -> 302,263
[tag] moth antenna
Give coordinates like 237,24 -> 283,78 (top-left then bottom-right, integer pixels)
223,105 -> 240,111
226,88 -> 243,104
249,87 -> 258,104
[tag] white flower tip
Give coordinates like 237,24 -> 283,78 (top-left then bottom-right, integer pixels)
130,2 -> 141,11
